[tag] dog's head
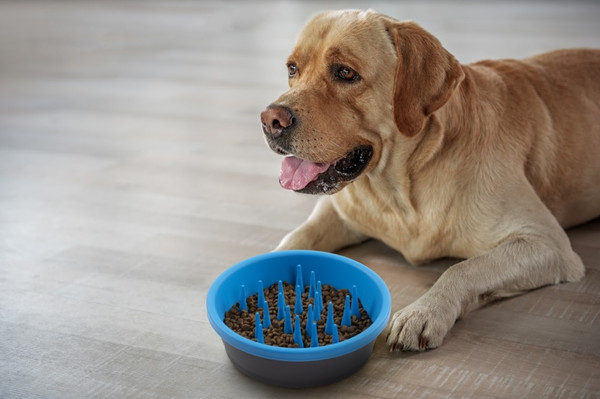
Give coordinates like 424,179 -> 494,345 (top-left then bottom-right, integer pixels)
261,10 -> 464,194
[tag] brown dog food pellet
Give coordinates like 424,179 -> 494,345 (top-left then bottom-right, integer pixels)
224,281 -> 372,348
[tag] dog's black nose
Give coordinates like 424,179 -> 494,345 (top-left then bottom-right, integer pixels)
261,105 -> 294,137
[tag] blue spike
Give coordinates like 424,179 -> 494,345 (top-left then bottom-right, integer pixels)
263,300 -> 271,329
239,285 -> 247,311
325,302 -> 335,335
308,271 -> 316,299
331,323 -> 339,344
294,284 -> 303,315
351,285 -> 361,318
293,315 -> 304,348
277,291 -> 285,321
313,297 -> 321,322
316,281 -> 323,311
307,318 -> 314,340
310,322 -> 319,347
341,295 -> 352,327
257,280 -> 265,308
307,303 -> 313,326
296,264 -> 303,292
284,305 -> 293,334
255,312 -> 264,344
313,288 -> 322,321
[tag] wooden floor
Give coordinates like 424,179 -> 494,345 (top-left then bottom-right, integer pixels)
1,1 -> 599,398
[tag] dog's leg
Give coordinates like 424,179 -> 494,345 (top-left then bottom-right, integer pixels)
386,225 -> 585,352
275,197 -> 368,252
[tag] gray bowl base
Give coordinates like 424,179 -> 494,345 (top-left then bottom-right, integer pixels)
223,340 -> 375,388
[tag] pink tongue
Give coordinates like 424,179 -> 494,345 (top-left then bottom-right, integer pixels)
280,156 -> 331,191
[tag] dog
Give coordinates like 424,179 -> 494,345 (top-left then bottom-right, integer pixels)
260,9 -> 600,351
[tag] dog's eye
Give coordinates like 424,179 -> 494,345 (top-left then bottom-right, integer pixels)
288,64 -> 298,78
336,66 -> 359,82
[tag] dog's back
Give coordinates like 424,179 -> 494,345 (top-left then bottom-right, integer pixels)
467,49 -> 600,227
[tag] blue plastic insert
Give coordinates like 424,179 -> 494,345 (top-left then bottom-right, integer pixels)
206,250 -> 391,362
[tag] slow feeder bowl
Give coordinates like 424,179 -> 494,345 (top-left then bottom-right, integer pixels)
206,250 -> 391,388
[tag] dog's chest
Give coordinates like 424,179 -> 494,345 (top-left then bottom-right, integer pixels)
333,185 -> 457,264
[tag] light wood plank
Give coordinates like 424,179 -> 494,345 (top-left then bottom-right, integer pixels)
1,1 -> 599,398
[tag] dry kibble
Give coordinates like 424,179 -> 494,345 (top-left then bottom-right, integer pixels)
224,281 -> 372,348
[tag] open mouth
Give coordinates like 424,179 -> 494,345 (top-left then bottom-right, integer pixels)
278,146 -> 373,194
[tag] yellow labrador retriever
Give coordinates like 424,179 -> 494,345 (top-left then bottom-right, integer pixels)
260,9 -> 600,351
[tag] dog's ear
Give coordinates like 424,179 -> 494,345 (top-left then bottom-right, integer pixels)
382,18 -> 464,137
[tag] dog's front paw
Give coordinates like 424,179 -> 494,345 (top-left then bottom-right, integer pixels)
386,298 -> 457,352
